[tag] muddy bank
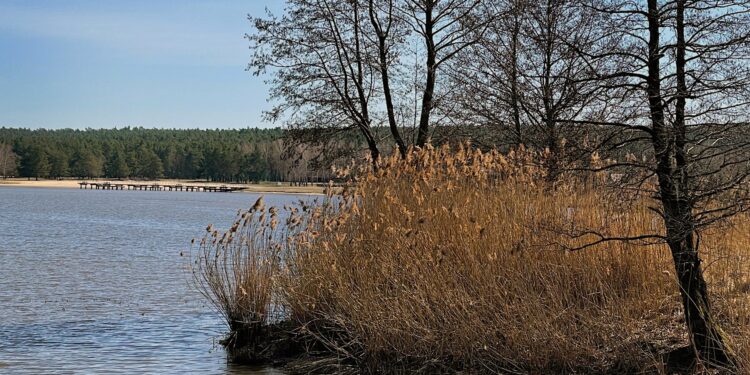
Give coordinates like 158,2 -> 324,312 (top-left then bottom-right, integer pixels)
224,322 -> 712,375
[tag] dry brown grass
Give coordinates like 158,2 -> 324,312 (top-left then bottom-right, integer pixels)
191,198 -> 287,354
196,145 -> 750,373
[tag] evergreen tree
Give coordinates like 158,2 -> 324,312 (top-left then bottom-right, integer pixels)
106,148 -> 130,178
0,127 -> 311,182
71,149 -> 104,178
137,147 -> 163,179
22,146 -> 51,180
48,149 -> 70,178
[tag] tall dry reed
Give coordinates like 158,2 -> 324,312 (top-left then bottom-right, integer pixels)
191,197 -> 287,358
196,145 -> 750,373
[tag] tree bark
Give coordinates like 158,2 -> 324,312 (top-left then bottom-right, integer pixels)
352,1 -> 380,170
416,1 -> 436,148
542,0 -> 559,181
509,1 -> 523,146
648,0 -> 733,366
380,42 -> 407,158
365,132 -> 381,170
667,224 -> 733,366
369,0 -> 407,158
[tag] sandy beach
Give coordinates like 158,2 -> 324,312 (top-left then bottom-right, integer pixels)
0,178 -> 326,195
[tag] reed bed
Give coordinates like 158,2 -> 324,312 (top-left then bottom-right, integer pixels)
194,145 -> 750,373
191,199 -> 288,360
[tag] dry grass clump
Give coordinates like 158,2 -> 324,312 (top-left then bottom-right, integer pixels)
194,144 -> 750,373
191,198 -> 287,356
280,145 -> 677,372
701,221 -> 750,371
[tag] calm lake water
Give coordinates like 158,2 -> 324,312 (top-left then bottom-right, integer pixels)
0,187 -> 312,374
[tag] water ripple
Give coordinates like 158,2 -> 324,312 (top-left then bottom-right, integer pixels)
0,187 -> 304,374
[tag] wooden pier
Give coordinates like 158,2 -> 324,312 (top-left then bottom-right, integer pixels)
78,182 -> 246,193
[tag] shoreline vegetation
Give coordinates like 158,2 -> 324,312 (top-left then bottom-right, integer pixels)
192,146 -> 750,374
0,127 -> 340,184
0,178 -> 326,195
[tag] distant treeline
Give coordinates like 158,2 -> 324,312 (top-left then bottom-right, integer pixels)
0,127 -> 326,182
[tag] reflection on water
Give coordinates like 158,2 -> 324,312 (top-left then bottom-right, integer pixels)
0,187 -> 309,374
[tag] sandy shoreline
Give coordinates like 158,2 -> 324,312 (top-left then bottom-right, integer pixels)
0,178 -> 326,195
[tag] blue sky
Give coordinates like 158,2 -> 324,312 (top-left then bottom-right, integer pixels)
0,0 -> 286,129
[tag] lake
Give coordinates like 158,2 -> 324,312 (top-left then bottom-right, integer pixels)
0,187 -> 312,374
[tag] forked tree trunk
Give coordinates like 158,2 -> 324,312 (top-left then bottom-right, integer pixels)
380,47 -> 407,159
646,0 -> 733,366
368,0 -> 407,159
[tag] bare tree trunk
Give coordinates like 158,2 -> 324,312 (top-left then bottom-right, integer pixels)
380,44 -> 407,158
648,0 -> 732,365
369,0 -> 407,158
667,222 -> 733,365
352,1 -> 381,170
541,0 -> 558,181
416,1 -> 436,148
364,130 -> 381,169
509,1 -> 523,146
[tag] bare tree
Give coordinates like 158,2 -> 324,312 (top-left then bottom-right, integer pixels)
249,0 -> 382,167
0,143 -> 18,178
368,0 -> 409,158
403,0 -> 488,147
250,0 -> 491,163
521,0 -> 609,180
507,0 -> 524,146
448,1 -> 526,147
451,0 -> 608,179
579,0 -> 750,366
